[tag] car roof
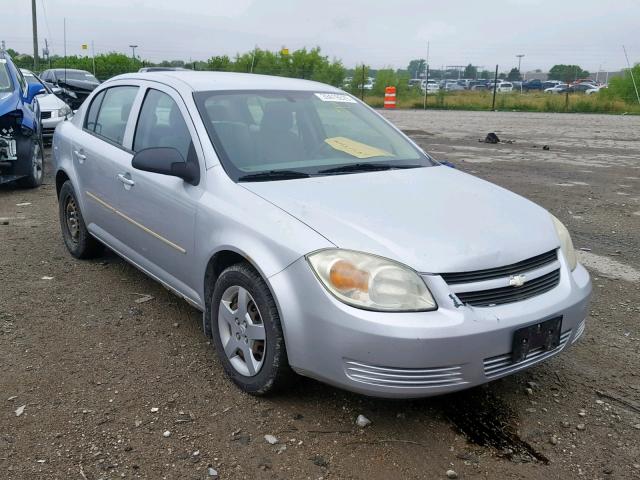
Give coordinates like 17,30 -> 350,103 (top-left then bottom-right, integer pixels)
109,71 -> 343,93
51,68 -> 91,73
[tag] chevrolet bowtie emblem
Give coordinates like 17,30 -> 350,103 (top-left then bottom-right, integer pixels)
509,274 -> 526,287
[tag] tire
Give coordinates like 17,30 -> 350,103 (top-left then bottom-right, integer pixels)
15,137 -> 44,188
58,180 -> 103,259
210,263 -> 293,395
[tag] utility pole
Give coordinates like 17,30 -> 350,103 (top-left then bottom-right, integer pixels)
91,40 -> 96,76
516,54 -> 525,93
31,0 -> 39,70
623,45 -> 640,105
491,64 -> 498,111
129,45 -> 138,61
43,38 -> 50,68
423,41 -> 430,110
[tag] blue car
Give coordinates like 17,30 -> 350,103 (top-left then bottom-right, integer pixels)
0,50 -> 45,187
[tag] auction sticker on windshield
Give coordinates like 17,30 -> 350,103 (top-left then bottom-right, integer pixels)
315,93 -> 357,103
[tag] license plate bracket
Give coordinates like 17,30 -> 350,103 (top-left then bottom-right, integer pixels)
512,317 -> 562,363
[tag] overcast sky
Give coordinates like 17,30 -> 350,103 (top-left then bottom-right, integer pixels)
3,0 -> 639,73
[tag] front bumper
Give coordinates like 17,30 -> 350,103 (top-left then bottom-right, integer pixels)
42,115 -> 66,140
270,255 -> 591,398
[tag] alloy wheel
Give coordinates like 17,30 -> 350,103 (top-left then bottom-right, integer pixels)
32,142 -> 43,183
217,285 -> 266,377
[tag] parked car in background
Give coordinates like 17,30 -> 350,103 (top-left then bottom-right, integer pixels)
511,81 -> 523,91
39,68 -> 100,110
569,83 -> 598,94
444,81 -> 464,91
585,85 -> 606,95
487,81 -> 513,92
52,71 -> 591,399
421,79 -> 439,92
544,83 -> 569,94
542,80 -> 563,90
408,78 -> 422,88
0,51 -> 44,187
363,77 -> 374,91
523,79 -> 544,91
21,69 -> 72,143
469,80 -> 488,90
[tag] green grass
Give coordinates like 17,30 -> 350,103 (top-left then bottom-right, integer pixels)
363,90 -> 640,115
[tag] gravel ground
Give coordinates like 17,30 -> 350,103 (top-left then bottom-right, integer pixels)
1,110 -> 639,480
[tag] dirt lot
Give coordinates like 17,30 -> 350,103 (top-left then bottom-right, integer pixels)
1,110 -> 639,480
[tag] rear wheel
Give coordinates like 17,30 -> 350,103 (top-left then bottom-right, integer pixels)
210,263 -> 292,395
58,180 -> 103,259
15,137 -> 44,188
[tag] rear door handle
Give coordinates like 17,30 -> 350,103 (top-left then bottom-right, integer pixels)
73,150 -> 86,163
117,173 -> 135,187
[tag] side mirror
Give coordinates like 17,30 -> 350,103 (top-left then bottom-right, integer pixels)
131,147 -> 199,185
26,83 -> 46,103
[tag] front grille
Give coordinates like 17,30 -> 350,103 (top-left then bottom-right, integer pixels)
483,330 -> 571,379
344,360 -> 467,389
455,269 -> 560,307
41,111 -> 52,119
441,249 -> 557,284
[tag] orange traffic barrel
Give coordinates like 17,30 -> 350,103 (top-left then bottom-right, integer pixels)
384,86 -> 396,109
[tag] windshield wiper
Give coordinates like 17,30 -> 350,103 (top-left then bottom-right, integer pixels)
237,170 -> 311,182
317,163 -> 423,174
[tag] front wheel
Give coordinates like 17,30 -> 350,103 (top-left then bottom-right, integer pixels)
210,263 -> 293,395
15,137 -> 44,188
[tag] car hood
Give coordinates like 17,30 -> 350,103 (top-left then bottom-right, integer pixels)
36,93 -> 67,111
243,166 -> 560,273
58,78 -> 99,92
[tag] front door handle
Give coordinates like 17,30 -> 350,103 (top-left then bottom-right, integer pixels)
73,150 -> 86,163
117,173 -> 135,188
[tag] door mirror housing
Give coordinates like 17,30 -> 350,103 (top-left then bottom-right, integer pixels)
26,83 -> 46,103
131,147 -> 199,185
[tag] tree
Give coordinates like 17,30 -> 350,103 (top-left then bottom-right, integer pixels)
349,64 -> 370,95
603,64 -> 640,104
407,59 -> 426,79
548,65 -> 590,83
463,64 -> 477,79
207,55 -> 231,71
479,69 -> 492,79
507,68 -> 522,81
372,68 -> 397,95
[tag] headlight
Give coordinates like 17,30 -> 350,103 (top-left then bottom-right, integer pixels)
57,105 -> 72,118
306,249 -> 437,312
551,215 -> 577,271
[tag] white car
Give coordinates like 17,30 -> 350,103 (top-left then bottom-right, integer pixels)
544,84 -> 568,94
488,81 -> 513,93
421,80 -> 440,92
21,69 -> 72,143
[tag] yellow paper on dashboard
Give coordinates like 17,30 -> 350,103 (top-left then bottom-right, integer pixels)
324,137 -> 392,159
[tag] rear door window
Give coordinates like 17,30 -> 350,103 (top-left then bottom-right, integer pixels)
85,86 -> 138,145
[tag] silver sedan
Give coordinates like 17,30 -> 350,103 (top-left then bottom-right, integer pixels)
52,72 -> 591,398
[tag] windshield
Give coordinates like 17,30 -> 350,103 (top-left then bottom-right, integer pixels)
58,70 -> 98,82
194,90 -> 434,181
0,60 -> 12,93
